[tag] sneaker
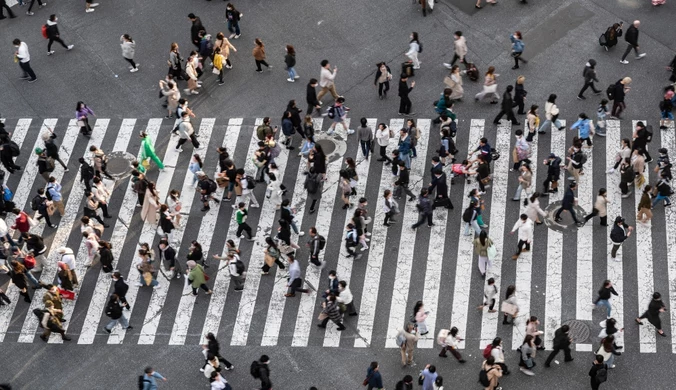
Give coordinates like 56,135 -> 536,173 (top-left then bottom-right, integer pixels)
26,11 -> 34,15
176,147 -> 183,153
90,2 -> 99,6
224,365 -> 234,371
298,231 -> 305,237
85,8 -> 94,12
191,90 -> 199,95
67,45 -> 74,50
636,53 -> 646,59
620,60 -> 629,64
153,284 -> 160,289
294,75 -> 300,79
443,63 -> 452,69
287,78 -> 295,82
607,168 -> 615,174
199,368 -> 205,372
103,327 -> 111,334
255,70 -> 263,73
234,34 -> 241,39
47,51 -> 54,55
347,129 -> 355,135
218,81 -> 225,85
577,95 -> 585,100
135,282 -> 143,287
130,67 -> 138,73
229,33 -> 236,38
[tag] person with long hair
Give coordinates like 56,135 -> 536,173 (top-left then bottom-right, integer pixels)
284,44 -> 298,82
413,301 -> 430,335
473,230 -> 493,277
537,94 -> 565,133
526,104 -> 539,142
602,22 -> 623,50
168,42 -> 183,79
214,32 -> 236,69
519,334 -> 536,375
474,66 -> 499,104
514,75 -> 527,115
405,32 -> 421,69
184,50 -> 201,95
76,101 -> 95,136
510,31 -> 527,70
525,316 -> 545,350
262,236 -> 285,275
252,38 -> 271,72
119,34 -> 138,72
502,285 -> 519,324
444,65 -> 464,101
141,181 -> 159,225
374,62 -> 391,99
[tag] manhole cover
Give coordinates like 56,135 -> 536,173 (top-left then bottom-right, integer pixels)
561,319 -> 591,343
313,134 -> 346,163
542,200 -> 587,232
316,139 -> 336,155
105,151 -> 136,180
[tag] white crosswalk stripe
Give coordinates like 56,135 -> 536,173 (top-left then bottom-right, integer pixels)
0,116 -> 674,357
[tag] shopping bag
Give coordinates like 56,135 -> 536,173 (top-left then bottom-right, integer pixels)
58,288 -> 76,300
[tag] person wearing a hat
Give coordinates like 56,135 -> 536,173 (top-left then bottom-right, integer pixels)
140,131 -> 164,171
577,59 -> 601,100
610,216 -> 633,260
554,181 -> 583,226
610,77 -> 631,119
186,260 -> 212,296
35,148 -> 54,182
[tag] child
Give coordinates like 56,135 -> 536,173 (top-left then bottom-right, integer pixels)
596,99 -> 609,137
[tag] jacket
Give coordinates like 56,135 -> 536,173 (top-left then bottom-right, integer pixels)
322,300 -> 341,321
417,196 -> 432,215
624,25 -> 639,46
613,79 -> 626,103
571,118 -> 592,139
552,327 -> 571,348
501,90 -> 514,112
398,328 -> 419,350
657,179 -> 673,196
594,195 -> 608,217
46,20 -> 59,39
429,172 -> 449,198
306,82 -> 319,106
514,82 -> 526,102
398,80 -> 413,97
284,53 -> 296,68
188,264 -> 207,288
583,61 -> 598,83
374,65 -> 391,85
454,36 -> 468,59
190,18 -> 205,43
597,285 -> 618,300
474,237 -> 493,256
225,7 -> 241,23
252,44 -> 266,61
120,37 -> 135,59
366,367 -> 383,388
510,35 -> 524,53
178,119 -> 194,139
395,168 -> 410,186
106,297 -> 123,319
561,187 -> 576,208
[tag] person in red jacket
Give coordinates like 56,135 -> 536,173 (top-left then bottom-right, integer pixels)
11,208 -> 30,244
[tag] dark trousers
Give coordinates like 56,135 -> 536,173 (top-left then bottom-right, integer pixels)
583,209 -> 607,226
394,184 -> 415,199
545,346 -> 573,365
611,243 -> 622,258
307,103 -> 319,116
494,108 -> 518,124
555,205 -> 579,223
47,37 -> 68,52
261,258 -> 285,273
19,61 -> 37,81
1,2 -> 16,18
611,101 -> 625,118
345,241 -> 358,257
27,0 -> 43,12
0,291 -> 11,304
360,141 -> 371,158
98,202 -> 111,218
477,176 -> 487,192
451,53 -> 468,66
236,222 -> 253,239
515,239 -> 530,255
619,180 -> 630,195
124,57 -> 137,69
176,134 -> 200,149
378,145 -> 392,162
412,212 -> 432,228
310,254 -> 322,267
319,316 -> 345,329
384,211 -> 396,225
578,81 -> 601,97
439,345 -> 463,360
484,298 -> 496,310
79,117 -> 92,135
255,59 -> 270,71
621,43 -> 639,61
513,99 -> 525,115
378,81 -> 390,97
512,52 -> 526,67
191,283 -> 210,295
399,96 -> 412,114
36,209 -> 53,226
51,154 -> 67,169
543,174 -> 558,192
287,278 -> 309,295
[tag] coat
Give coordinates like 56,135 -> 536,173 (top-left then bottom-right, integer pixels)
501,90 -> 514,112
322,300 -> 342,321
120,37 -> 135,59
141,189 -> 159,224
624,25 -> 639,46
444,73 -> 464,100
454,36 -> 468,59
188,264 -> 207,288
252,44 -> 266,61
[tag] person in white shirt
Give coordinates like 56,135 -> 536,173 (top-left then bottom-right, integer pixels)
406,32 -> 421,69
375,123 -> 392,163
209,371 -> 229,390
438,326 -> 466,362
316,59 -> 339,102
57,247 -> 76,270
336,280 -> 358,316
13,39 -> 37,82
510,213 -> 533,260
91,177 -> 112,218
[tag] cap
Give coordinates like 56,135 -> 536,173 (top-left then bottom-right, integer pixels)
569,181 -> 577,188
615,216 -> 624,224
34,148 -> 43,154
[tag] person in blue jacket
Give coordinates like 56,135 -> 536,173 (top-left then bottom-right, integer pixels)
510,31 -> 528,70
365,362 -> 383,390
571,113 -> 593,148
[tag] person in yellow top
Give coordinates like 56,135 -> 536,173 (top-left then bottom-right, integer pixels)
213,47 -> 226,86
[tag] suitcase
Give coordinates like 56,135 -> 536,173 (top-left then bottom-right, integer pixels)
401,62 -> 415,77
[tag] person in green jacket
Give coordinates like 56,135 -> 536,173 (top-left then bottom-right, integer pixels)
140,131 -> 165,170
186,260 -> 212,296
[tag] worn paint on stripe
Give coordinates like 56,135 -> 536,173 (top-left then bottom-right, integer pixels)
661,120 -> 676,353
230,119 -> 291,346
18,119 -> 91,342
0,118 -> 31,178
576,123 -> 594,326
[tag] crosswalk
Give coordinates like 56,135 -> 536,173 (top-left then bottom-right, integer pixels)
0,116 -> 675,355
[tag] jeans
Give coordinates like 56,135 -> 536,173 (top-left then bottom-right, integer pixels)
652,193 -> 671,207
538,119 -> 562,133
400,153 -> 411,169
227,21 -> 240,36
25,271 -> 40,288
287,66 -> 297,79
105,313 -> 130,331
360,141 -> 371,158
19,61 -> 37,81
384,211 -> 396,225
596,299 -> 612,316
464,220 -> 480,236
289,220 -> 300,235
513,184 -> 527,201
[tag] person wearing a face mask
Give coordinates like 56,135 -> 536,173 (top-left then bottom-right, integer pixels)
45,15 -> 74,55
13,39 -> 37,82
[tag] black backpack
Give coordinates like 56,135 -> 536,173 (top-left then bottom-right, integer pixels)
246,175 -> 256,189
462,207 -> 473,223
418,41 -> 423,53
250,361 -> 261,378
606,84 -> 616,100
579,153 -> 588,165
645,125 -> 653,143
208,179 -> 218,193
7,141 -> 20,157
317,235 -> 326,250
235,259 -> 245,275
31,195 -> 43,211
478,367 -> 494,387
595,366 -> 608,383
490,148 -> 500,161
138,375 -> 150,390
327,106 -> 336,119
45,185 -> 53,201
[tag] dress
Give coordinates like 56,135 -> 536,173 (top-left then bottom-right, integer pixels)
525,198 -> 546,222
267,179 -> 283,208
141,189 -> 159,225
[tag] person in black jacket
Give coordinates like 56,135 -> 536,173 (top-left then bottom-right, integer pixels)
394,161 -> 416,201
280,199 -> 303,236
398,74 -> 415,116
99,240 -> 113,273
610,216 -> 633,260
593,279 -> 619,317
542,153 -> 561,194
411,188 -> 433,229
111,272 -> 130,310
631,120 -> 652,162
610,77 -> 631,119
652,172 -> 673,208
253,355 -> 272,390
306,79 -> 321,115
395,375 -> 414,390
78,157 -> 94,193
620,20 -> 645,64
307,227 -> 323,267
103,294 -> 131,333
544,325 -> 573,367
554,182 -> 582,225
42,130 -> 68,170
0,136 -> 21,174
188,13 -> 205,49
428,170 -> 453,209
636,292 -> 667,337
493,85 -> 519,125
589,355 -> 607,390
578,59 -> 602,100
202,332 -> 234,370
513,76 -> 527,115
225,3 -> 242,39
45,15 -> 74,55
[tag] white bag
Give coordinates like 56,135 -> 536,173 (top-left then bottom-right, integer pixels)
212,67 -> 220,75
487,244 -> 498,260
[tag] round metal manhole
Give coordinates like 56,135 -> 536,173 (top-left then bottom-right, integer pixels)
105,151 -> 136,180
316,139 -> 336,155
561,319 -> 591,343
542,200 -> 587,232
313,134 -> 346,163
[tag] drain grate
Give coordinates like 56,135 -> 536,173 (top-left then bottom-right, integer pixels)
105,151 -> 136,180
561,319 -> 591,344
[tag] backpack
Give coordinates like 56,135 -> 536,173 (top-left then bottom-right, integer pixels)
490,148 -> 500,161
595,366 -> 608,383
41,25 -> 48,39
395,332 -> 406,347
478,367 -> 494,387
579,153 -> 588,165
250,361 -> 261,379
31,195 -> 43,211
3,186 -> 13,202
235,259 -> 245,275
138,375 -> 150,390
45,185 -> 53,201
482,344 -> 494,359
346,230 -> 357,244
327,105 -> 336,119
465,62 -> 479,82
23,255 -> 36,269
7,141 -> 20,157
645,125 -> 653,143
208,179 -> 218,193
305,173 -> 320,194
606,84 -> 616,100
462,207 -> 473,223
417,41 -> 423,53
317,235 -> 326,250
245,175 -> 256,189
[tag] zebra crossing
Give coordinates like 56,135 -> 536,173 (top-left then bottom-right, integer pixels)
0,115 -> 675,356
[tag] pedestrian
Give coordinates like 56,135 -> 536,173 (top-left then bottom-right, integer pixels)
526,316 -> 545,350
167,42 -> 183,80
518,335 -> 537,376
25,0 -> 44,16
0,136 -> 21,173
10,261 -> 34,302
250,355 -> 272,390
188,13 -> 205,49
39,301 -> 72,341
631,120 -> 652,162
583,188 -> 609,226
11,208 -> 31,244
306,79 -> 322,115
578,59 -> 601,100
428,170 -> 453,209
510,31 -> 527,70
138,131 -> 164,171
601,22 -> 623,51
537,94 -> 565,133
45,15 -> 74,55
77,102 -> 95,136
443,65 -> 464,102
364,362 -> 383,390
141,367 -> 166,390
596,99 -> 610,137
589,355 -> 608,390
186,260 -> 212,296
374,62 -> 392,99
514,76 -> 527,115
32,187 -> 57,228
280,110 -> 296,150
405,32 -> 421,70
607,138 -> 631,175
103,293 -> 132,333
652,172 -> 673,207
214,32 -> 236,71
395,375 -> 414,390
555,182 -> 583,226
420,365 -> 438,390
225,3 -> 242,39
411,188 -> 433,229
327,96 -> 352,136
42,130 -> 67,170
91,177 -> 112,218
444,31 -> 468,68
610,77 -> 631,119
140,181 -> 159,224
413,301 -> 430,335
117,34 -> 139,72
610,216 -> 633,261
438,326 -> 466,362
592,280 -> 619,319
660,90 -> 674,130
35,148 -> 54,183
480,357 -> 503,390
337,280 -> 357,316
202,332 -> 234,371
544,325 -> 574,367
394,161 -> 417,202
493,85 -> 519,125
631,149 -> 646,187
478,277 -> 498,312
502,285 -> 519,324
473,231 -> 494,277
572,113 -> 594,148
474,66 -> 499,104
595,335 -> 621,369
398,128 -> 413,168
283,253 -> 309,297
159,80 -> 180,119
512,130 -> 531,174
620,20 -> 646,64
375,123 -> 392,164
13,39 -> 37,82
510,213 -> 533,260
357,118 -> 374,159
262,237 -> 285,275
0,0 -> 17,19
636,291 -> 667,337
184,51 -> 201,95
316,60 -> 339,102
134,248 -> 159,288
233,169 -> 259,207
284,44 -> 299,82
252,38 -> 271,73
463,199 -> 481,236
176,112 -> 200,151
634,185 -> 652,224
45,176 -> 65,217
306,227 -> 324,267
383,189 -> 399,226
656,148 -> 672,181
318,293 -> 346,330
524,192 -> 546,225
396,323 -> 419,367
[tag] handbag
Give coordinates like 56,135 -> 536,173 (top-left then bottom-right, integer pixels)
501,301 -> 518,316
141,159 -> 150,170
46,202 -> 56,216
418,374 -> 425,385
77,120 -> 86,128
143,271 -> 153,286
487,244 -> 497,260
58,288 -> 76,300
362,373 -> 372,386
212,67 -> 220,75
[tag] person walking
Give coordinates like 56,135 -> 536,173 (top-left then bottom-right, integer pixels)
607,136 -> 629,174
438,326 -> 466,362
413,301 -> 430,335
526,316 -> 545,350
284,254 -> 309,297
119,34 -> 138,72
0,136 -> 21,173
398,74 -> 415,116
42,129 -> 67,170
252,38 -> 270,73
524,192 -> 546,225
583,188 -> 609,226
474,66 -> 499,104
395,375 -> 414,390
397,323 -> 419,367
187,260 -> 212,296
589,355 -> 608,390
394,161 -> 417,202
405,32 -> 421,70
593,280 -> 619,318
510,31 -> 527,69
420,365 -> 438,390
502,285 -> 519,324
45,176 -> 65,217
478,278 -> 498,312
306,79 -> 322,115
601,22 -> 623,51
214,32 -> 236,70
636,292 -> 668,337
636,185 -> 653,224
620,20 -> 646,64
555,182 -> 583,226
510,213 -> 533,260
225,3 -> 242,39
374,62 -> 392,99
514,76 -> 527,115
610,77 -> 631,119
76,102 -> 96,136
140,182 -> 159,224
660,90 -> 674,130
596,335 -> 622,370
578,59 -> 601,100
443,31 -> 468,68
375,123 -> 392,164
316,60 -> 339,102
474,231 -> 494,277
596,99 -> 610,137
511,130 -> 531,173
45,15 -> 74,55
0,0 -> 17,19
140,131 -> 164,171
188,13 -> 205,49
176,112 -> 200,151
571,113 -> 594,148
610,216 -> 633,261
493,85 -> 519,125
103,293 -> 132,333
327,96 -> 352,136
262,237 -> 285,275
39,301 -> 72,341
307,227 -> 324,267
184,51 -> 201,95
317,293 -> 346,330
544,324 -> 574,367
364,362 -> 383,390
141,367 -> 167,390
284,45 -> 299,82
357,118 -> 373,159
201,332 -> 234,372
13,39 -> 37,82
411,188 -> 433,229
537,94 -> 565,133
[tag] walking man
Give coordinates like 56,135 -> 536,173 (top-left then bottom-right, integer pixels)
13,39 -> 37,82
398,73 -> 415,116
545,324 -> 574,367
636,292 -> 667,337
226,253 -> 245,291
411,188 -> 433,229
46,176 -> 65,217
112,271 -> 131,310
493,85 -> 519,125
308,227 -> 324,267
554,181 -> 583,226
394,161 -> 416,201
316,60 -> 339,102
589,355 -> 608,390
103,294 -> 132,333
510,213 -> 532,260
45,15 -> 74,55
578,59 -> 602,100
443,31 -> 468,68
306,78 -> 321,115
141,367 -> 167,389
284,254 -> 309,297
620,20 -> 646,64
610,216 -> 633,261
397,323 -> 419,367
234,202 -> 255,241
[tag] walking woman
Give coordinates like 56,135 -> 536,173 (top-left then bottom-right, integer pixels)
358,117 -> 373,159
213,47 -> 226,86
406,32 -> 421,70
526,316 -> 545,350
608,138 -> 631,173
340,170 -> 353,210
537,94 -> 565,134
168,42 -> 183,80
514,76 -> 527,115
184,51 -> 201,95
262,237 -> 285,275
513,162 -> 532,201
526,105 -> 539,142
284,45 -> 299,82
444,65 -> 464,101
119,34 -> 138,73
167,189 -> 182,227
636,185 -> 653,224
159,80 -> 180,119
413,301 -> 430,335
253,38 -> 271,73
42,129 -> 68,170
518,335 -> 537,375
602,22 -> 623,51
374,62 -> 392,99
502,285 -> 519,325
474,66 -> 499,104
10,261 -> 32,303
525,192 -> 546,225
140,131 -> 164,171
510,31 -> 527,70
141,182 -> 160,225
214,32 -> 236,69
383,189 -> 399,226
473,230 -> 493,278
187,260 -> 212,296
76,102 -> 95,136
595,335 -> 621,369
309,143 -> 327,181
159,204 -> 176,244
636,291 -> 668,337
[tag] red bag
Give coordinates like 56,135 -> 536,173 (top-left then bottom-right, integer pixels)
58,288 -> 76,300
23,255 -> 36,270
482,344 -> 494,359
41,25 -> 48,39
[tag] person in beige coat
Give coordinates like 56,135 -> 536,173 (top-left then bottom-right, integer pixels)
583,188 -> 608,226
159,80 -> 180,119
444,31 -> 468,68
631,149 -> 646,187
215,32 -> 237,68
253,38 -> 271,72
141,181 -> 160,225
444,65 -> 464,101
184,52 -> 201,95
397,323 -> 419,367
